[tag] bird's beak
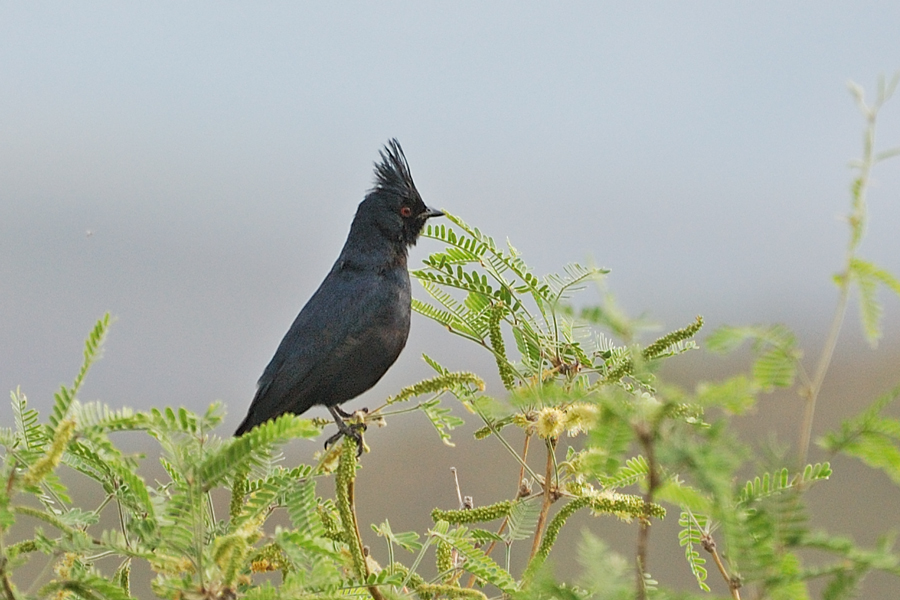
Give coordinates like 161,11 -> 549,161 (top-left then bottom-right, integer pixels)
422,207 -> 444,220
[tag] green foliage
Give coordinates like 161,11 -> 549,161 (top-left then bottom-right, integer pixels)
9,387 -> 44,454
706,324 -> 800,391
505,499 -> 541,543
597,455 -> 649,489
431,527 -> 518,594
0,318 -> 336,599
3,79 -> 900,600
678,512 -> 710,592
415,213 -> 614,385
821,385 -> 900,484
846,258 -> 900,345
737,463 -> 832,506
694,375 -> 759,415
49,313 -> 111,431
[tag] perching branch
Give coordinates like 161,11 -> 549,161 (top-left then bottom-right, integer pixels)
336,438 -> 386,600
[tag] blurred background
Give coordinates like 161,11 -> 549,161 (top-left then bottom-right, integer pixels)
2,2 -> 899,597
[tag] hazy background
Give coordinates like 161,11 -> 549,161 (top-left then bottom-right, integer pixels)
2,3 -> 900,597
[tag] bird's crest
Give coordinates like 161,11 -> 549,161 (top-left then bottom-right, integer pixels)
372,139 -> 419,198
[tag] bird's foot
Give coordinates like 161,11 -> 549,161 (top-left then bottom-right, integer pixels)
326,406 -> 367,456
323,421 -> 367,456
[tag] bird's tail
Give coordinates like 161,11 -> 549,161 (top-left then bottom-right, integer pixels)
234,412 -> 256,437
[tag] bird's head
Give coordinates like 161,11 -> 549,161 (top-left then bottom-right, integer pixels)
359,139 -> 443,247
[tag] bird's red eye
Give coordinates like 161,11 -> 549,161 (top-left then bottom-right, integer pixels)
400,206 -> 412,217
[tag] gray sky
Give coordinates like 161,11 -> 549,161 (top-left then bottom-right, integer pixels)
2,2 -> 899,428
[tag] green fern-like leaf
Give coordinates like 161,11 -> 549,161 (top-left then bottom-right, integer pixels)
10,387 -> 45,454
597,455 -> 649,489
49,313 -> 112,431
835,433 -> 900,486
695,374 -> 759,415
233,478 -> 281,530
421,399 -> 466,446
705,325 -> 755,353
821,386 -> 900,485
740,468 -> 790,505
412,267 -> 496,314
108,462 -> 157,528
72,313 -> 111,398
796,529 -> 900,599
240,582 -> 279,600
385,371 -> 485,405
285,478 -> 324,538
738,463 -> 831,505
851,260 -> 883,345
543,263 -> 609,307
49,387 -> 76,434
707,324 -> 800,391
157,479 -> 203,559
504,499 -> 541,542
512,320 -> 543,372
95,530 -> 183,573
202,414 -> 320,491
70,401 -> 142,433
677,512 -> 711,592
62,440 -> 117,485
422,213 -> 552,312
373,520 -> 423,553
412,279 -> 489,340
412,297 -> 481,340
847,258 -> 900,346
728,482 -> 812,588
753,345 -> 798,390
432,527 -> 518,593
579,410 -> 633,478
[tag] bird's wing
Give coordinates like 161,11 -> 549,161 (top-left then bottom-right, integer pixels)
236,267 -> 408,433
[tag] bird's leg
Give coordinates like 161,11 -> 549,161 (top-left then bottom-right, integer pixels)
333,405 -> 353,418
333,405 -> 369,419
325,405 -> 367,456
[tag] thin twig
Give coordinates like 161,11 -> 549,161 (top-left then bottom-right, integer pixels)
702,532 -> 741,600
25,551 -> 61,597
519,433 -> 532,492
798,285 -> 849,466
476,410 -> 541,482
115,490 -> 130,550
635,426 -> 660,600
529,438 -> 558,561
450,468 -> 464,509
798,81 -> 890,466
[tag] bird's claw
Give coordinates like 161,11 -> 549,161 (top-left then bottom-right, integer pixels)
324,408 -> 367,457
323,424 -> 366,457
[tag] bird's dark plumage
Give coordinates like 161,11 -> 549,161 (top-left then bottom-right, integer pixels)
235,140 -> 442,442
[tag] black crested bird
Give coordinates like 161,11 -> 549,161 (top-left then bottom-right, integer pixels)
235,140 -> 443,449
